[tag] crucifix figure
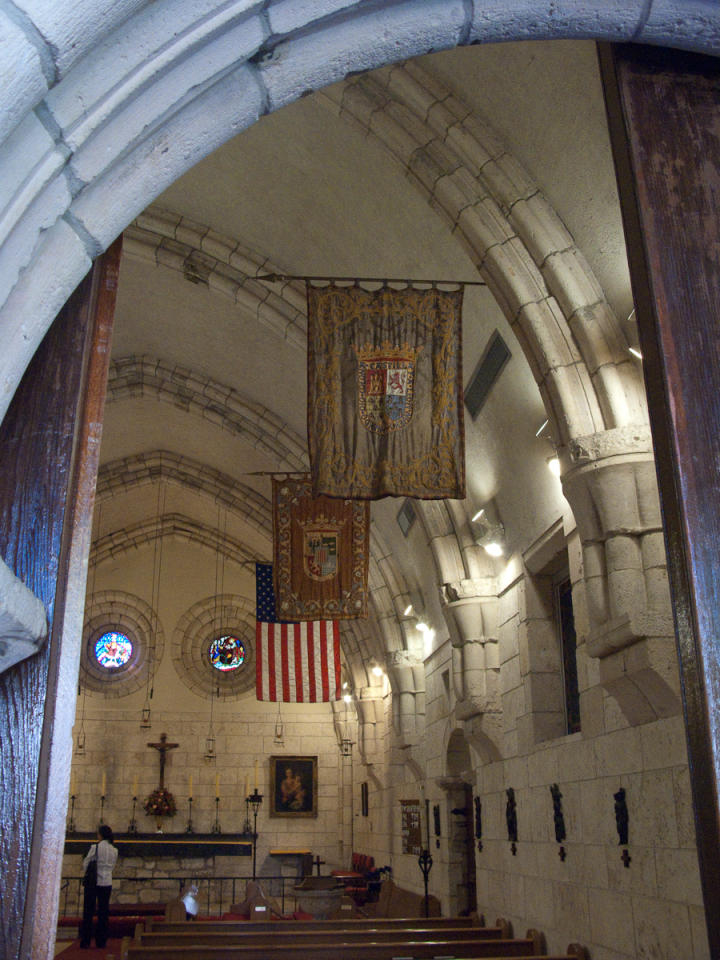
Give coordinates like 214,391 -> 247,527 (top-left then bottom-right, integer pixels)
147,732 -> 179,788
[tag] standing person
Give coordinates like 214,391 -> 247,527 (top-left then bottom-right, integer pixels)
79,824 -> 118,948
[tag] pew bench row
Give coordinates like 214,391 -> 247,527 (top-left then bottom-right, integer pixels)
122,918 -> 588,960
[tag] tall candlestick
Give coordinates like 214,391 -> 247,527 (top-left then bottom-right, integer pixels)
101,771 -> 106,796
189,773 -> 193,797
254,760 -> 258,789
244,774 -> 249,797
132,775 -> 138,797
215,772 -> 220,798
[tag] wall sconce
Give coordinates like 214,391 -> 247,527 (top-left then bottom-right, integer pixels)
470,504 -> 505,557
402,589 -> 423,618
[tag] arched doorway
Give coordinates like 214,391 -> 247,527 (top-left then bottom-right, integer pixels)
440,729 -> 476,918
2,7 -> 720,959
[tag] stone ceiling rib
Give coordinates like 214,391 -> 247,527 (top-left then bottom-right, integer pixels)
96,451 -> 272,535
90,513 -> 257,567
107,355 -> 308,471
125,210 -> 307,348
335,63 -> 648,440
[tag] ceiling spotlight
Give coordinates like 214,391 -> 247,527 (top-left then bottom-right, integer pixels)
403,603 -> 413,616
371,664 -> 384,677
471,508 -> 485,522
343,693 -> 352,704
547,456 -> 561,477
629,346 -> 643,360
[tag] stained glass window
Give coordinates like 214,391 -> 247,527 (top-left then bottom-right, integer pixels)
209,634 -> 246,672
94,631 -> 133,669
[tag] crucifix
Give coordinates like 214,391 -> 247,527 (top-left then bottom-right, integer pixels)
147,732 -> 179,788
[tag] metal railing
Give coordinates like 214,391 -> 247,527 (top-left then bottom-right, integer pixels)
58,873 -> 300,920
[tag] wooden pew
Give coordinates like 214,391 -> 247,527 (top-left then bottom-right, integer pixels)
140,917 -> 500,936
130,927 -> 515,948
122,937 -> 565,960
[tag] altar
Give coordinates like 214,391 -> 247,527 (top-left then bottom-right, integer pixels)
64,832 -> 252,858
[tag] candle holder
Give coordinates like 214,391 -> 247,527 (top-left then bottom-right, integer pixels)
247,788 -> 263,880
128,796 -> 138,834
211,796 -> 222,834
99,794 -> 106,827
186,796 -> 194,834
242,795 -> 252,836
67,794 -> 77,834
417,848 -> 433,918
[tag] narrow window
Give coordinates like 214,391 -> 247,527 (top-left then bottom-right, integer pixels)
555,577 -> 580,734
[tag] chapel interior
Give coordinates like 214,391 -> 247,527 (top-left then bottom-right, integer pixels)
1,31 -> 714,960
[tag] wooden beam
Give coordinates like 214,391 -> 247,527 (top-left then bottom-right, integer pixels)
599,42 -> 720,955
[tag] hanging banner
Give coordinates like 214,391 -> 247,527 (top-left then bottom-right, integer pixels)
307,283 -> 465,500
273,476 -> 369,620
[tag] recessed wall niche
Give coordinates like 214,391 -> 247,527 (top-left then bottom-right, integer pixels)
172,594 -> 255,699
80,590 -> 164,697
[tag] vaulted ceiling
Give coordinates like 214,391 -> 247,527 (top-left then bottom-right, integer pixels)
98,39 -> 636,692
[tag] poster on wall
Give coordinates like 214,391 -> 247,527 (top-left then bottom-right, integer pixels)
400,799 -> 422,854
270,756 -> 318,818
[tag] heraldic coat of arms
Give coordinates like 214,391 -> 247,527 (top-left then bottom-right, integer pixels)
356,343 -> 419,433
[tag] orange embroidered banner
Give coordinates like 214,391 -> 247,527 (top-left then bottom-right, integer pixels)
307,283 -> 465,500
273,476 -> 370,620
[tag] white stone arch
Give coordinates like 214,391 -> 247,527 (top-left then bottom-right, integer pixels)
1,1 -> 719,427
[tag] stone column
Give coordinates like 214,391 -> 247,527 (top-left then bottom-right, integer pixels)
561,425 -> 679,723
442,580 -> 502,760
387,650 -> 424,747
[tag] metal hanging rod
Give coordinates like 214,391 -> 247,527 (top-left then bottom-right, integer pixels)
254,273 -> 486,287
244,470 -> 309,477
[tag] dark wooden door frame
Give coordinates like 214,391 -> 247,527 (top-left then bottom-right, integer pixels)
0,239 -> 121,960
600,43 -> 720,957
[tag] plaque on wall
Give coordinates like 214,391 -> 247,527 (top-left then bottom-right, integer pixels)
400,799 -> 422,855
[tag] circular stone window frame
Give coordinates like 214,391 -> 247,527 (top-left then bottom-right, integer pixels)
172,594 -> 255,700
81,590 -> 164,697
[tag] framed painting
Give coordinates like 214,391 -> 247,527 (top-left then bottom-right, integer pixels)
269,756 -> 317,818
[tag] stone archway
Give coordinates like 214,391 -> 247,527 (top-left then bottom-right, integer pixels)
2,5 -> 720,958
0,3 -> 718,427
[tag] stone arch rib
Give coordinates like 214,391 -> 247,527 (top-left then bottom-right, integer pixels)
107,355 -> 308,471
331,62 -> 647,441
97,451 -> 272,536
1,2 -> 717,426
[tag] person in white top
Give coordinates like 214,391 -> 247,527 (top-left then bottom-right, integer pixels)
79,824 -> 119,948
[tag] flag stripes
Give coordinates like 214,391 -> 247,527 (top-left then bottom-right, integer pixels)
256,619 -> 341,702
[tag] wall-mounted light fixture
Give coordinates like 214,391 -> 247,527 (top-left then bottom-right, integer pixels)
470,501 -> 505,557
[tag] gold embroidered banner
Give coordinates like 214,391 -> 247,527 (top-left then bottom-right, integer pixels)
273,476 -> 370,620
307,283 -> 465,499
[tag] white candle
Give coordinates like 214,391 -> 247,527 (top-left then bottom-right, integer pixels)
189,773 -> 193,797
101,771 -> 106,796
215,773 -> 220,799
132,775 -> 138,798
70,771 -> 76,797
254,760 -> 258,789
244,774 -> 249,797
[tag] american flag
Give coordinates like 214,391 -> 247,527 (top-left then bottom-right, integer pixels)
255,563 -> 341,702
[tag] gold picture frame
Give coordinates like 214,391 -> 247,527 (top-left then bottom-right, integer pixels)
269,755 -> 318,818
